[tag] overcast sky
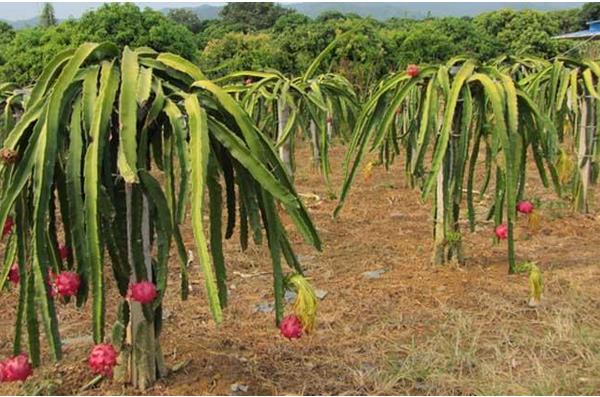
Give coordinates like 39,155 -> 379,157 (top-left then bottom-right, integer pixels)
0,2 -> 225,21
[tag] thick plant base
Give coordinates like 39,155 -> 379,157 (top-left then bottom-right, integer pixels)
432,240 -> 465,266
115,304 -> 166,391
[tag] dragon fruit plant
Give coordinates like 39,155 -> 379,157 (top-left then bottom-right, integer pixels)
514,58 -> 600,214
0,43 -> 320,390
216,31 -> 358,187
336,59 -> 556,273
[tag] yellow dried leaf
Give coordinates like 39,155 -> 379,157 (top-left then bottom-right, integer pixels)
528,211 -> 541,234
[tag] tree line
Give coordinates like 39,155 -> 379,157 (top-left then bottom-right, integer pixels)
1,2 -> 599,92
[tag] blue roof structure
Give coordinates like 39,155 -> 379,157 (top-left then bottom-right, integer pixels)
554,21 -> 600,40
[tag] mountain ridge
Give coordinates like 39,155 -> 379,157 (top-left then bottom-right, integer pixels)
0,2 -> 584,29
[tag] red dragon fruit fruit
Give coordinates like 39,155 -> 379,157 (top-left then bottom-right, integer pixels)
89,344 -> 118,377
279,315 -> 303,340
53,271 -> 80,298
326,116 -> 333,125
495,224 -> 508,240
128,281 -> 158,304
3,354 -> 32,382
7,264 -> 19,285
2,216 -> 14,238
58,244 -> 70,262
406,64 -> 420,78
244,78 -> 253,85
516,200 -> 534,215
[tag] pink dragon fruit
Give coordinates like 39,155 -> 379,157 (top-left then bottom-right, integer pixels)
2,216 -> 13,238
406,64 -> 420,78
495,224 -> 508,240
89,344 -> 118,377
279,315 -> 303,340
7,264 -> 19,285
53,271 -> 80,297
128,281 -> 158,304
3,354 -> 32,382
516,200 -> 534,214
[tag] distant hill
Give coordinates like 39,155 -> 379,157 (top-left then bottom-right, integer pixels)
182,4 -> 223,20
1,17 -> 42,29
283,2 -> 584,19
182,2 -> 583,21
0,2 -> 585,28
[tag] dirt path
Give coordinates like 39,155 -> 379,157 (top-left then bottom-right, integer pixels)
1,143 -> 600,395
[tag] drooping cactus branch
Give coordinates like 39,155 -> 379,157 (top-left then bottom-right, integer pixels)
0,43 -> 321,389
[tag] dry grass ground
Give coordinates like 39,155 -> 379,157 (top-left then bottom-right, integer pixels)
1,142 -> 600,395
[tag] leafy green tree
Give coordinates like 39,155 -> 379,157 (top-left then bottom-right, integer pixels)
0,24 -> 78,85
580,2 -> 600,27
220,2 -> 294,32
395,23 -> 457,65
0,1 -> 592,91
314,11 -> 349,23
196,19 -> 237,49
40,3 -> 57,28
385,17 -> 420,31
271,13 -> 499,89
327,19 -> 393,93
475,9 -> 568,58
272,20 -> 334,76
434,17 -> 498,59
167,8 -> 203,33
0,21 -> 15,67
199,32 -> 282,76
0,20 -> 13,38
0,4 -> 197,85
76,4 -> 196,57
272,12 -> 311,33
380,17 -> 498,67
271,16 -> 393,91
549,8 -> 582,33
